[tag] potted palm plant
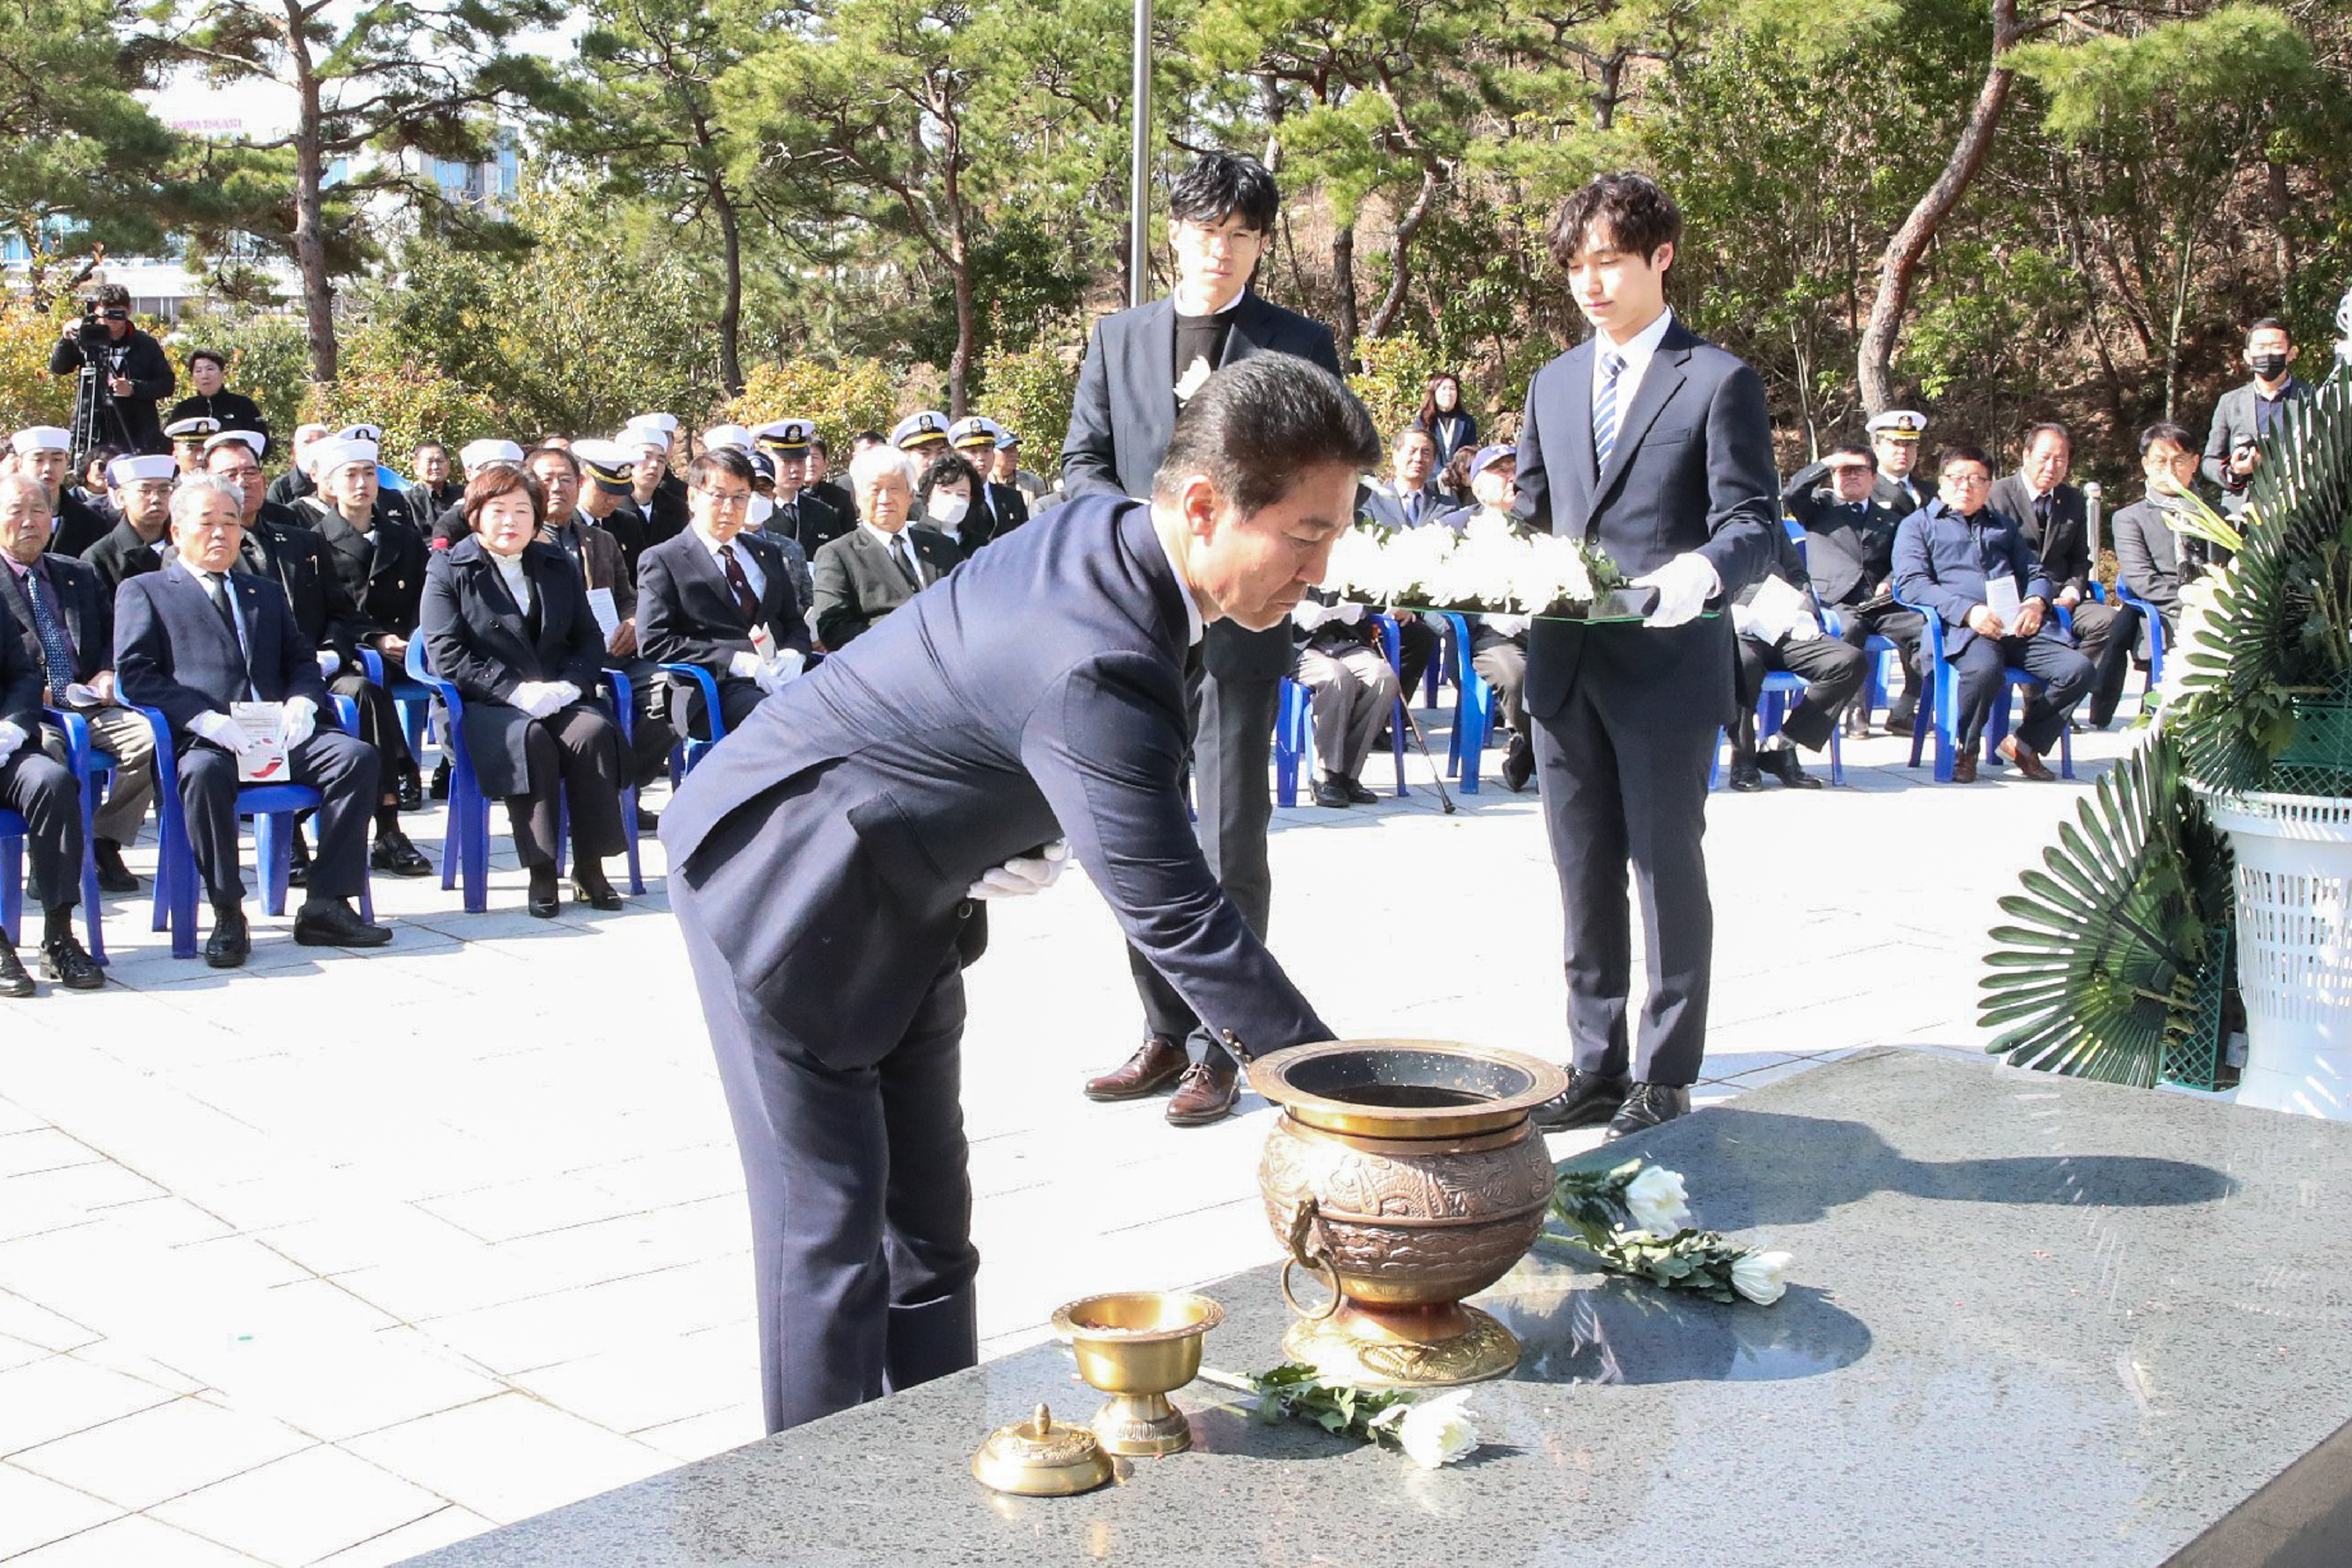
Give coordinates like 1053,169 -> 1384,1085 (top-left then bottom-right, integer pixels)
1982,289 -> 2352,1117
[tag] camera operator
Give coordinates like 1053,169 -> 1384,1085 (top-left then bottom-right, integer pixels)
47,285 -> 173,456
163,348 -> 269,447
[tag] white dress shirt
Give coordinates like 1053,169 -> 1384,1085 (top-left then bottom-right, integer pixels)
176,557 -> 251,664
1592,307 -> 1676,426
1148,521 -> 1205,647
864,521 -> 925,586
702,531 -> 767,600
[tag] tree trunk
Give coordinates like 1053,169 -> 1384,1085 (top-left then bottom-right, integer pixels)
1363,165 -> 1439,341
286,4 -> 337,384
949,248 -> 975,417
1857,0 -> 2020,415
1593,52 -> 1624,132
1331,221 -> 1359,368
711,176 -> 746,395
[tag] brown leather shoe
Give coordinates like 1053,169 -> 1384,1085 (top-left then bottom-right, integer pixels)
1084,1036 -> 1189,1101
1165,1057 -> 1241,1127
1951,750 -> 1978,784
1998,735 -> 2056,781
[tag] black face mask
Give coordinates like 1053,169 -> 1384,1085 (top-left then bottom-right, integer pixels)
2250,351 -> 2289,381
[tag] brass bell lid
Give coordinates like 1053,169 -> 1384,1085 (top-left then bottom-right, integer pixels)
970,1403 -> 1114,1496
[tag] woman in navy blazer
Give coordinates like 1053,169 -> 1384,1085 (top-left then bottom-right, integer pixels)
419,466 -> 626,916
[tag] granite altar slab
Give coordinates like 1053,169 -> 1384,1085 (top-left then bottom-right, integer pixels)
402,1049 -> 2352,1567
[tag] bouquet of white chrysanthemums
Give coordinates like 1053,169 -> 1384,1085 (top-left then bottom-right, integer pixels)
1321,514 -> 1628,619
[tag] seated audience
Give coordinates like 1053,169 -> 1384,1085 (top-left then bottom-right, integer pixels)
1990,423 -> 2136,728
948,418 -> 1029,546
1290,593 -> 1399,808
812,445 -> 961,648
1782,441 -> 1922,735
917,452 -> 993,556
82,455 -> 178,593
638,446 -> 814,739
0,520 -> 103,994
1726,517 -> 1866,792
1893,445 -> 2094,783
13,427 -> 112,557
114,476 -> 392,966
754,420 -> 850,556
2111,421 -> 2207,644
419,466 -> 629,918
1444,445 -> 1537,791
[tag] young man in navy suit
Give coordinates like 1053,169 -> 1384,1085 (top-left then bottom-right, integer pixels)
665,356 -> 1381,1435
1512,172 -> 1779,1140
1062,151 -> 1345,1127
114,477 -> 392,967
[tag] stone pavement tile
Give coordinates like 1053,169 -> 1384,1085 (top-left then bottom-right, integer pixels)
1696,1049 -> 1812,1083
0,1354 -> 178,1458
339,1393 -> 670,1525
60,1339 -> 209,1399
0,1096 -> 46,1135
0,1290 -> 99,1355
308,1505 -> 499,1568
477,1200 -> 746,1303
147,1444 -> 448,1567
560,1142 -> 742,1211
169,1331 -> 508,1446
1718,1058 -> 1826,1091
629,1406 -> 765,1465
412,1174 -> 659,1246
2,1512 -> 263,1567
0,1131 -> 104,1181
0,1162 -> 169,1244
0,1333 -> 53,1374
410,1258 -> 745,1378
249,1206 -> 486,1281
0,1229 -> 313,1349
510,1324 -> 752,1435
0,1461 -> 121,1559
9,1394 -> 314,1510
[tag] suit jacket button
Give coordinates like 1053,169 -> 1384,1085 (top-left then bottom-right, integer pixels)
957,900 -> 975,919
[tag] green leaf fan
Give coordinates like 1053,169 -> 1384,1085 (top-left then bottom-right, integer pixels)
1979,735 -> 2234,1086
2169,368 -> 2352,793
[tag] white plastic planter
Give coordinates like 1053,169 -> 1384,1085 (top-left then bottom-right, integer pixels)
2207,790 -> 2352,1117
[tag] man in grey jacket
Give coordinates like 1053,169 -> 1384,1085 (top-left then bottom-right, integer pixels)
2203,317 -> 2314,517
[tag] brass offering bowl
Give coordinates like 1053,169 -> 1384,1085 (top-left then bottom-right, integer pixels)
1252,1040 -> 1569,1389
1051,1290 -> 1225,1456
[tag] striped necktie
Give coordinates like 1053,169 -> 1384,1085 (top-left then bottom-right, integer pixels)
22,569 -> 76,695
1593,350 -> 1625,470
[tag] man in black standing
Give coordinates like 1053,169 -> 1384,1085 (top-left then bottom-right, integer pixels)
1512,172 -> 1777,1140
48,285 -> 172,456
163,349 -> 268,446
2203,316 -> 2314,520
1062,150 -> 1343,1127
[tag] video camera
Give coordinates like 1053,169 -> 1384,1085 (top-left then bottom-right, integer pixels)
76,296 -> 127,354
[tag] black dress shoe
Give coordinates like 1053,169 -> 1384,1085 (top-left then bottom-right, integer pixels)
370,829 -> 434,877
1531,1068 -> 1632,1131
286,829 -> 311,889
1501,734 -> 1534,793
1312,778 -> 1352,808
526,866 -> 559,919
1604,1083 -> 1692,1142
0,933 -> 32,998
292,901 -> 393,948
572,869 -> 624,911
206,909 -> 251,969
1760,746 -> 1823,789
93,838 -> 140,894
1886,709 -> 1917,736
1726,762 -> 1766,793
1341,775 -> 1379,805
40,934 -> 103,991
429,760 -> 451,801
396,768 -> 424,812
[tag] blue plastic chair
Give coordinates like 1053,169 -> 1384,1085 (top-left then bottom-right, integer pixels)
1275,616 -> 1410,806
2113,583 -> 2166,709
1898,597 -> 2076,782
37,706 -> 118,964
659,663 -> 728,778
1437,612 -> 1500,795
358,644 -> 435,762
406,637 -> 644,911
140,698 -> 374,959
0,810 -> 25,943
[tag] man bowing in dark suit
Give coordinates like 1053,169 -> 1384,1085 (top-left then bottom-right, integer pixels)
638,447 -> 814,739
1062,150 -> 1345,1127
1512,172 -> 1777,1141
665,355 -> 1380,1435
114,476 -> 391,967
1987,423 -> 2136,728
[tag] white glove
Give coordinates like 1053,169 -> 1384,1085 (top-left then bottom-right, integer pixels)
0,719 -> 24,763
1292,600 -> 1334,632
278,696 -> 318,748
1730,602 -> 1758,639
727,651 -> 764,679
967,839 -> 1070,899
509,681 -> 568,720
316,648 -> 343,679
765,649 -> 806,689
190,710 -> 261,755
1632,552 -> 1722,629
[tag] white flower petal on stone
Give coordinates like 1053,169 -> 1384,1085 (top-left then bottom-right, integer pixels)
1623,1165 -> 1693,1236
1389,1388 -> 1479,1469
1730,1249 -> 1791,1305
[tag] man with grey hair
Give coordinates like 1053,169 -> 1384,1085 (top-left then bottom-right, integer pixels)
114,476 -> 391,967
0,474 -> 156,895
811,445 -> 961,648
0,477 -> 107,993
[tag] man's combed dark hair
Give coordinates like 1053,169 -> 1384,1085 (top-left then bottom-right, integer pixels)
2139,420 -> 2196,455
1938,443 -> 1995,474
2248,316 -> 2289,341
1825,441 -> 1876,468
1168,152 -> 1280,234
684,447 -> 756,489
1152,356 -> 1382,516
2023,421 -> 2071,451
1546,172 -> 1682,270
525,443 -> 581,478
187,347 -> 227,372
91,283 -> 130,310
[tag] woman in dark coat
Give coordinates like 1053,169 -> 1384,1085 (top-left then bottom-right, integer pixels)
1417,372 -> 1479,468
419,464 -> 627,916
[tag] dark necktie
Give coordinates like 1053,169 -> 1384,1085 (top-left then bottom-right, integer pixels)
892,534 -> 920,588
22,569 -> 77,695
778,501 -> 799,541
1405,491 -> 1421,526
2034,492 -> 2052,532
719,543 -> 762,626
207,572 -> 255,698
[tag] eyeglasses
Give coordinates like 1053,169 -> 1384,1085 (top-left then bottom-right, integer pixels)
100,310 -> 129,322
695,487 -> 753,509
1943,473 -> 1992,488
